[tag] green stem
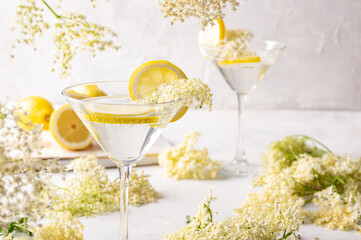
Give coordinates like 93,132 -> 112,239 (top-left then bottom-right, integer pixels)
13,223 -> 33,236
41,0 -> 63,19
293,135 -> 334,154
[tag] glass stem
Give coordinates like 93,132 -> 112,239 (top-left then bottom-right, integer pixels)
234,93 -> 248,165
119,166 -> 132,240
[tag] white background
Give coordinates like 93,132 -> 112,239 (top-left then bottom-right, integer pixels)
0,0 -> 360,110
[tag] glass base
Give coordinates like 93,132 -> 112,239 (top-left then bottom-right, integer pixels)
220,160 -> 260,178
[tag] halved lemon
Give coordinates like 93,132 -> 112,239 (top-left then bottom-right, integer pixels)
198,19 -> 226,46
49,104 -> 93,150
218,56 -> 261,66
129,60 -> 189,122
66,84 -> 107,100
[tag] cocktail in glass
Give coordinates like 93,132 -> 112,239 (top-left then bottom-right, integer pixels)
62,81 -> 183,240
199,39 -> 285,177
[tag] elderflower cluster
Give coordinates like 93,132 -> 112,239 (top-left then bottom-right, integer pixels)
129,170 -> 162,207
51,155 -> 161,217
50,155 -> 120,217
54,13 -> 120,79
254,136 -> 326,185
159,132 -> 221,180
33,212 -> 84,240
234,186 -> 305,239
307,185 -> 361,233
200,29 -> 255,60
5,212 -> 84,240
11,0 -> 120,79
164,190 -> 303,240
159,0 -> 240,29
0,104 -> 61,223
2,236 -> 28,240
12,0 -> 49,46
253,135 -> 361,234
142,78 -> 213,110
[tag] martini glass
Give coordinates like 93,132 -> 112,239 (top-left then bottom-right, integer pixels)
199,39 -> 285,177
62,81 -> 183,240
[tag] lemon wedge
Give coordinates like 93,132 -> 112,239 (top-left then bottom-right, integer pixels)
16,96 -> 54,130
198,19 -> 226,46
66,84 -> 107,100
218,56 -> 261,66
49,104 -> 93,150
129,60 -> 188,122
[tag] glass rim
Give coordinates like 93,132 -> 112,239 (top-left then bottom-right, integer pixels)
61,80 -> 183,107
199,38 -> 287,53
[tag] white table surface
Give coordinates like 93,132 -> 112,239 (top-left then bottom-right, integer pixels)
76,109 -> 361,240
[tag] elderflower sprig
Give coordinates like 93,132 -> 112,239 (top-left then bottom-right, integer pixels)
51,155 -> 161,217
141,78 -> 213,110
164,190 -> 304,240
12,0 -> 120,79
254,135 -> 330,186
159,132 -> 221,179
12,0 -> 49,46
307,184 -> 361,233
159,0 -> 240,29
201,29 -> 256,60
3,212 -> 85,240
0,103 -> 62,224
0,217 -> 33,238
53,12 -> 120,79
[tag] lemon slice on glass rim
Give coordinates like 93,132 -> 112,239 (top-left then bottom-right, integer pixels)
198,19 -> 226,46
129,60 -> 189,122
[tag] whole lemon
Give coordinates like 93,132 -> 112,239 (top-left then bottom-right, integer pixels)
16,96 -> 54,130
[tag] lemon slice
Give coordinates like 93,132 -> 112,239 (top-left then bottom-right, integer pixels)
83,104 -> 158,124
198,19 -> 226,46
16,96 -> 54,130
49,105 -> 93,150
218,56 -> 261,66
83,113 -> 159,125
129,60 -> 189,122
66,84 -> 107,100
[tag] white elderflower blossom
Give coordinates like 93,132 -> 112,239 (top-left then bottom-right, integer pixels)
11,0 -> 120,79
159,132 -> 221,179
142,78 -> 213,110
205,29 -> 256,60
2,236 -> 28,240
129,170 -> 162,207
12,0 -> 49,45
51,155 -> 161,216
1,213 -> 83,239
254,136 -> 327,186
159,0 -> 240,29
164,190 -> 304,240
234,186 -> 305,239
33,212 -> 84,240
54,13 -> 120,79
0,103 -> 62,224
307,185 -> 361,233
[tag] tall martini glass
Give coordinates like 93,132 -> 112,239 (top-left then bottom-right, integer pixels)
199,39 -> 285,177
62,81 -> 183,240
